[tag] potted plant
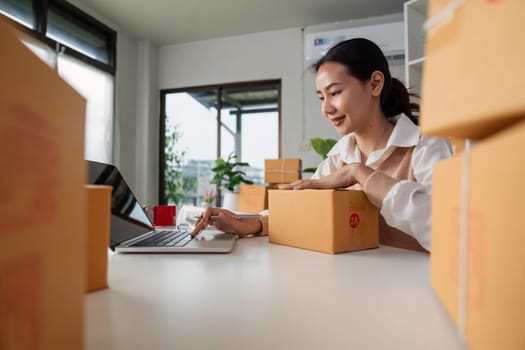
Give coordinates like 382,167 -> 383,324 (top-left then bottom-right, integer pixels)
303,137 -> 337,173
164,123 -> 196,205
210,153 -> 253,210
201,187 -> 217,208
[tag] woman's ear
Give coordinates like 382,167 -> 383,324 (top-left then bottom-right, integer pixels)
369,71 -> 384,96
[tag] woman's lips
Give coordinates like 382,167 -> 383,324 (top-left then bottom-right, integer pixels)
330,116 -> 345,127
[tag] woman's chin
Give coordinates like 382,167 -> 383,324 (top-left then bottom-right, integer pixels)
334,124 -> 351,135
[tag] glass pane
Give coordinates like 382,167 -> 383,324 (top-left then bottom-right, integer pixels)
0,0 -> 34,29
241,111 -> 278,183
221,84 -> 279,184
57,54 -> 114,163
47,1 -> 110,63
165,91 -> 218,206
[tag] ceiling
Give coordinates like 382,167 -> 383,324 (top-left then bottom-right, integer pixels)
77,0 -> 406,46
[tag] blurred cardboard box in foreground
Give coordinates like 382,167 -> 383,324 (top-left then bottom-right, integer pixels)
431,120 -> 525,350
421,0 -> 525,139
0,19 -> 86,349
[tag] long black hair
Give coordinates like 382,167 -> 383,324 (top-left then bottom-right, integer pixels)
314,38 -> 419,125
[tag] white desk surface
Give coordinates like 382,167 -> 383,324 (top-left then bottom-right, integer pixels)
85,237 -> 465,350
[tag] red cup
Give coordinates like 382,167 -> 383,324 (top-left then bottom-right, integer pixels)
153,205 -> 176,226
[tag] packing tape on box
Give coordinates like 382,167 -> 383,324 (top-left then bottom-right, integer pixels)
280,159 -> 289,183
267,160 -> 299,183
457,139 -> 472,343
424,0 -> 467,32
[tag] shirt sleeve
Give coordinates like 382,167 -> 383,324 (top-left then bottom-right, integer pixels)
310,135 -> 351,179
311,155 -> 340,179
366,136 -> 452,251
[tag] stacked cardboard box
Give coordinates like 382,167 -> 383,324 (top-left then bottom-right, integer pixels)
264,158 -> 302,184
85,185 -> 112,293
238,184 -> 278,214
0,19 -> 87,349
422,1 -> 525,349
431,121 -> 525,349
421,0 -> 525,139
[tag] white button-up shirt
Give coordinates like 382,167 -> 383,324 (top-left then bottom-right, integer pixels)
311,114 -> 452,251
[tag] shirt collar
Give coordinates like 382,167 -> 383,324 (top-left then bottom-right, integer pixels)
385,113 -> 420,148
324,133 -> 359,164
326,113 -> 420,159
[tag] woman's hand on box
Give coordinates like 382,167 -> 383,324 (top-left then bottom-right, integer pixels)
278,163 -> 373,190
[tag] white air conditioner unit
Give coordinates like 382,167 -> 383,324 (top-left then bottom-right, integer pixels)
304,21 -> 405,68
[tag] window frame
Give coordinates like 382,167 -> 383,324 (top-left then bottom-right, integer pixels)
159,79 -> 282,205
0,0 -> 116,74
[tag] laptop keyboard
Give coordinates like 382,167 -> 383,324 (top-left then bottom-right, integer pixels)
131,228 -> 192,247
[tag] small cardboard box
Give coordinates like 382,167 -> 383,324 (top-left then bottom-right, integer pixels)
0,19 -> 86,349
268,189 -> 378,254
238,184 -> 269,213
85,185 -> 112,293
264,158 -> 302,184
421,0 -> 525,139
431,120 -> 525,350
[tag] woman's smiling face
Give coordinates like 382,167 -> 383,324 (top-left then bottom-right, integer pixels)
315,61 -> 376,136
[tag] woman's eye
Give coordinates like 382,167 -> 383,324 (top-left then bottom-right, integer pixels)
330,90 -> 341,97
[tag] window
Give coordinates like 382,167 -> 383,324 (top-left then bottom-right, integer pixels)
0,0 -> 33,29
57,54 -> 114,162
1,0 -> 116,162
160,81 -> 281,206
0,0 -> 116,71
47,0 -> 115,67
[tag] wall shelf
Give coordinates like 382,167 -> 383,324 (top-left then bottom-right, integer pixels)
404,0 -> 428,95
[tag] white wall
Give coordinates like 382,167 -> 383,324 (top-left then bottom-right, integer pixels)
114,34 -> 139,186
135,40 -> 159,205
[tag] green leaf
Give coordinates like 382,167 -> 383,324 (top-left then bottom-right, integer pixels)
310,137 -> 337,159
209,152 -> 252,192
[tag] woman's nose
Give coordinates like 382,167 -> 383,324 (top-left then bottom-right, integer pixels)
322,99 -> 336,116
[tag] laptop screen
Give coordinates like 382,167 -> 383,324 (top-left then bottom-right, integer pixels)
87,160 -> 153,248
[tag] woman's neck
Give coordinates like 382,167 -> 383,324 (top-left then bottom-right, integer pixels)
355,114 -> 393,163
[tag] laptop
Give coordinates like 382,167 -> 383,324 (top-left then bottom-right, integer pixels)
87,160 -> 237,253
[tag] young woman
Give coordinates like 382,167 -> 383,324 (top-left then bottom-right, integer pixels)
280,38 -> 451,251
193,38 -> 452,252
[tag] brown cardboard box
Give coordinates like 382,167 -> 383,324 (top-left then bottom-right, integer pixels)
421,0 -> 525,139
449,138 -> 465,155
85,185 -> 112,293
268,189 -> 378,254
238,184 -> 269,213
431,120 -> 525,350
0,19 -> 86,349
264,158 -> 302,184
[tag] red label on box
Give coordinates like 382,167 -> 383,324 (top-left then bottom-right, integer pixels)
349,213 -> 360,228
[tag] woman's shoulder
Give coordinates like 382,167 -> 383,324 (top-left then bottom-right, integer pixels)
413,135 -> 453,164
417,135 -> 453,152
